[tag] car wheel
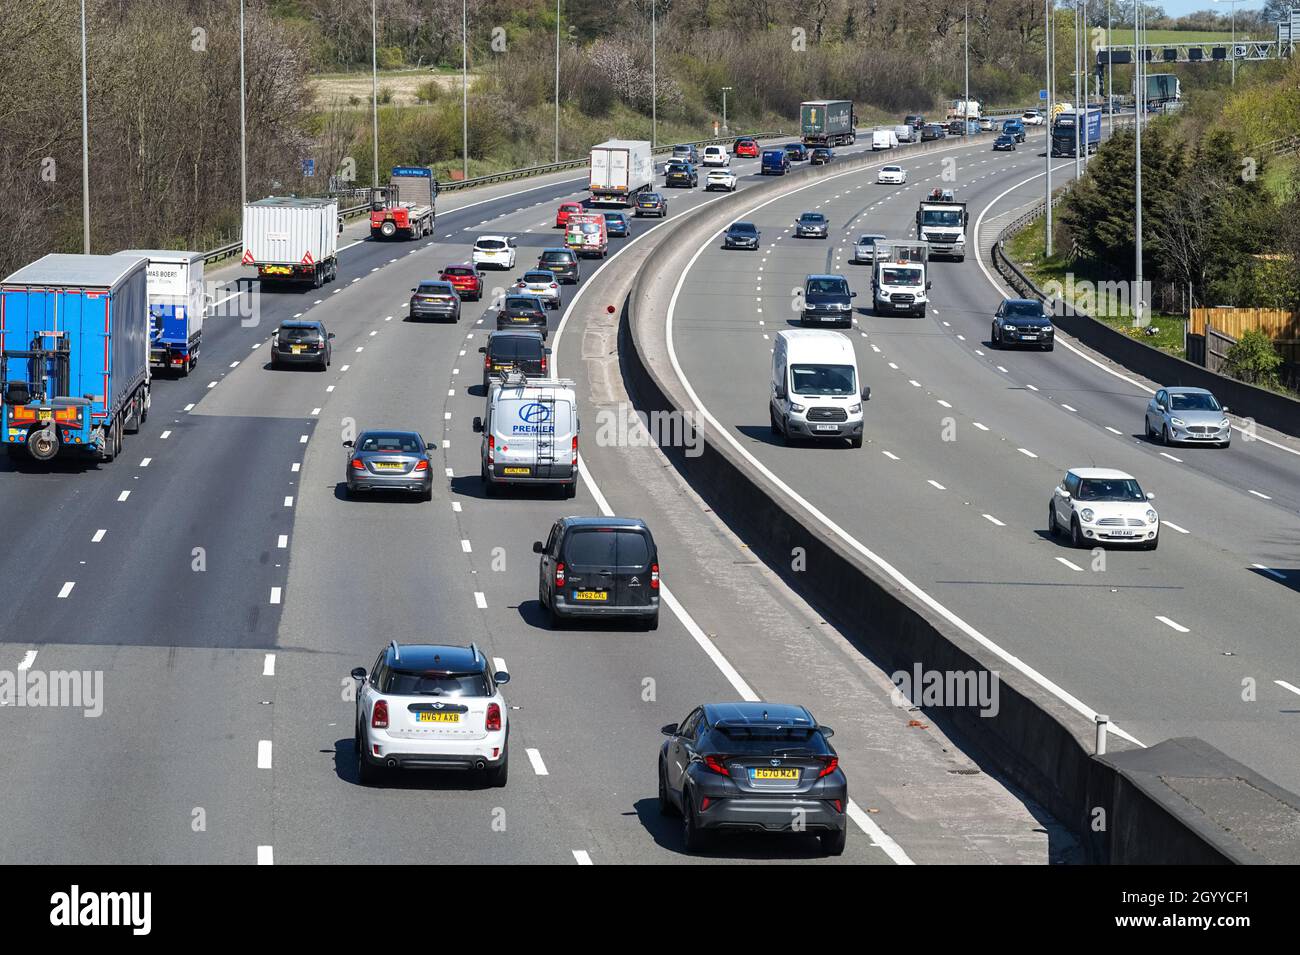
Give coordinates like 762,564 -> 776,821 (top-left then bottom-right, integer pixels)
1043,342 -> 1054,351
356,727 -> 379,785
991,325 -> 1000,347
485,748 -> 509,788
849,435 -> 863,449
1048,503 -> 1059,537
1162,425 -> 1172,446
658,758 -> 677,816
681,788 -> 708,852
820,826 -> 848,857
1070,516 -> 1085,549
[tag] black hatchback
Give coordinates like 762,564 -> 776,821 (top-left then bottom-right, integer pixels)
497,294 -> 548,337
479,330 -> 549,388
533,517 -> 659,630
658,701 -> 848,855
538,247 -> 580,284
271,320 -> 334,370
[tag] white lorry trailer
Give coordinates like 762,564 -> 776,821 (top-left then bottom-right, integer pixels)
589,140 -> 654,207
120,249 -> 206,376
241,197 -> 340,288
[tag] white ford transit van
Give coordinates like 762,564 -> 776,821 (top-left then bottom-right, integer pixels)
770,330 -> 870,447
474,373 -> 579,497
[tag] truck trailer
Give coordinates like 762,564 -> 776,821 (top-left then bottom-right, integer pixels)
120,249 -> 205,376
370,166 -> 437,239
800,100 -> 857,147
1,253 -> 151,463
241,197 -> 340,288
589,140 -> 654,207
1050,108 -> 1102,157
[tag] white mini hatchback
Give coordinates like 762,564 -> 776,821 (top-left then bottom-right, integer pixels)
1049,468 -> 1159,550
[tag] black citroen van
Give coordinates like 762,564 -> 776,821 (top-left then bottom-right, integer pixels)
533,517 -> 659,631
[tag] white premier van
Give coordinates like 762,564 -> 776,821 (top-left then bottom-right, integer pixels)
474,374 -> 578,497
770,330 -> 870,448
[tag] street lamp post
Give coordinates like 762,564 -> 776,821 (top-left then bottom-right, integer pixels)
371,0 -> 379,187
1135,0 -> 1145,326
651,1 -> 657,149
964,1 -> 970,134
463,0 -> 469,180
239,0 -> 247,210
555,0 -> 561,163
1107,0 -> 1113,137
1073,0 -> 1081,181
721,87 -> 732,134
1045,0 -> 1053,257
1215,0 -> 1244,85
79,0 -> 90,253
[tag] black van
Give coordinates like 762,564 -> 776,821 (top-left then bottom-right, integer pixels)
533,517 -> 660,630
480,330 -> 549,388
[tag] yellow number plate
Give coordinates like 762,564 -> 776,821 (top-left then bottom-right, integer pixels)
417,712 -> 460,723
373,462 -> 403,470
753,768 -> 800,780
502,467 -> 529,475
291,345 -> 303,354
573,590 -> 607,601
37,411 -> 52,422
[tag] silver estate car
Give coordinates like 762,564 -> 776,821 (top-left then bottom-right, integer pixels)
1145,386 -> 1231,448
344,430 -> 437,500
853,234 -> 886,264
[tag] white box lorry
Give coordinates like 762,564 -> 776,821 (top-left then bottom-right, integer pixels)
120,249 -> 206,376
589,140 -> 654,206
241,197 -> 341,288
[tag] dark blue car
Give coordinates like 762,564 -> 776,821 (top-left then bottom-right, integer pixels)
761,149 -> 789,175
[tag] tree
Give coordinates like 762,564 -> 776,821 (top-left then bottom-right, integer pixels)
1224,328 -> 1283,389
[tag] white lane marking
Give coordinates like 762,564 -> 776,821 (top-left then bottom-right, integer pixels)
1252,563 -> 1287,580
257,846 -> 274,865
1024,383 -> 1037,391
326,385 -> 335,392
160,430 -> 171,439
355,346 -> 364,353
139,457 -> 151,467
474,592 -> 487,609
257,740 -> 273,769
311,408 -> 321,416
1156,615 -> 1189,633
1162,521 -> 1188,534
57,582 -> 75,599
909,379 -> 922,388
277,535 -> 289,550
1055,557 -> 1084,572
1159,452 -> 1182,463
117,491 -> 130,502
299,435 -> 309,444
1275,680 -> 1300,697
18,650 -> 37,671
207,381 -> 217,389
445,466 -> 454,476
937,399 -> 952,408
184,403 -> 195,412
291,463 -> 301,473
982,514 -> 1005,526
92,529 -> 106,542
493,656 -> 507,674
1248,489 -> 1272,500
461,540 -> 472,553
263,654 -> 276,676
1017,448 -> 1038,458
341,364 -> 350,371
526,749 -> 549,776
1060,404 -> 1076,412
974,349 -> 984,356
996,365 -> 1008,374
452,501 -> 462,512
572,850 -> 593,865
283,496 -> 294,507
1105,426 -> 1122,435
230,361 -> 240,368
927,480 -> 946,490
972,422 -> 989,431
882,450 -> 900,460
888,361 -> 899,369
270,587 -> 282,605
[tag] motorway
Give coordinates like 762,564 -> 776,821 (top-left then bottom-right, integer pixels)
0,131 -> 1077,864
651,128 -> 1300,794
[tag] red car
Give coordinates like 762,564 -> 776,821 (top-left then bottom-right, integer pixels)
439,264 -> 483,301
733,138 -> 759,158
555,202 -> 584,228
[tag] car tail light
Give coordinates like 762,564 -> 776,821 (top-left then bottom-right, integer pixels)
484,353 -> 492,369
372,700 -> 389,729
700,796 -> 711,811
350,457 -> 366,470
414,460 -> 429,471
550,283 -> 558,289
555,562 -> 565,588
832,799 -> 843,813
817,755 -> 839,778
648,562 -> 659,590
487,435 -> 495,465
703,754 -> 730,777
571,435 -> 578,466
486,702 -> 502,732
540,354 -> 547,374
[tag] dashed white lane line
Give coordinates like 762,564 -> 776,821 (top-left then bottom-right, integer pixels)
138,457 -> 151,467
229,361 -> 240,368
257,740 -> 273,769
1156,615 -> 1190,634
982,514 -> 1005,526
1060,404 -> 1077,412
1248,489 -> 1272,500
257,846 -> 274,865
291,463 -> 301,473
974,349 -> 984,356
311,407 -> 321,416
1252,563 -> 1287,580
572,850 -> 594,865
937,399 -> 952,408
882,450 -> 900,460
283,496 -> 294,507
1275,680 -> 1300,697
1055,557 -> 1084,572
452,501 -> 462,512
270,587 -> 282,605
996,365 -> 1009,374
1159,451 -> 1183,463
299,434 -> 309,444
1105,426 -> 1123,435
972,422 -> 989,431
526,748 -> 549,776
444,466 -> 454,476
341,364 -> 350,371
57,581 -> 75,599
160,430 -> 171,440
927,480 -> 946,490
117,491 -> 130,502
277,534 -> 288,548
92,529 -> 106,542
474,591 -> 487,609
1024,383 -> 1037,391
263,654 -> 276,676
908,379 -> 922,388
460,539 -> 472,553
207,381 -> 217,389
18,650 -> 37,671
1162,520 -> 1189,534
184,403 -> 195,412
1017,448 -> 1038,458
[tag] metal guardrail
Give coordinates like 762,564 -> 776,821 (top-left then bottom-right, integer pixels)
991,196 -> 1067,305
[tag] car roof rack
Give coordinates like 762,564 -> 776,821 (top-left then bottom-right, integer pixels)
389,640 -> 400,661
469,642 -> 481,665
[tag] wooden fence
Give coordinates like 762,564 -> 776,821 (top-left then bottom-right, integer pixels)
1190,308 -> 1300,365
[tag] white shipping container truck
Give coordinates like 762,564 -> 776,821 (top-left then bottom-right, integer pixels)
589,140 -> 654,206
120,249 -> 207,376
241,197 -> 341,288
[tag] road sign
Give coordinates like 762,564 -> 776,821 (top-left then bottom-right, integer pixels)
301,158 -> 315,178
1039,89 -> 1048,100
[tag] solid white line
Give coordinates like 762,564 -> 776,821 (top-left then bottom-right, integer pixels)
257,740 -> 273,769
1055,557 -> 1083,572
526,748 -> 549,776
92,529 -> 106,542
57,581 -> 75,599
572,850 -> 593,865
1162,520 -> 1189,534
1252,563 -> 1287,580
1017,447 -> 1038,458
257,846 -> 274,865
1156,615 -> 1189,634
17,650 -> 37,671
263,654 -> 276,676
474,591 -> 487,609
270,587 -> 282,605
1275,680 -> 1300,697
982,514 -> 1005,526
1248,489 -> 1272,500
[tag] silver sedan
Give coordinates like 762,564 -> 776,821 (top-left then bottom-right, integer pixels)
853,233 -> 886,264
1145,386 -> 1231,448
344,431 -> 436,500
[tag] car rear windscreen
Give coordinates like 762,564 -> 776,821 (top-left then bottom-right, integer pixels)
280,326 -> 321,342
504,296 -> 541,310
443,267 -> 473,276
384,670 -> 489,697
418,283 -> 451,294
564,529 -> 651,568
541,252 -> 572,264
490,337 -> 543,360
477,240 -> 506,250
713,725 -> 832,756
358,433 -> 422,453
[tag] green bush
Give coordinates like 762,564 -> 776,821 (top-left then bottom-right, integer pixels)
1223,328 -> 1283,388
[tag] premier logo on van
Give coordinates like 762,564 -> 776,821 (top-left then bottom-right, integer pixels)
512,402 -> 555,434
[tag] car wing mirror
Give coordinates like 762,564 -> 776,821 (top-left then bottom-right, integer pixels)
493,671 -> 511,685
1221,406 -> 1229,414
1146,491 -> 1156,500
660,723 -> 679,736
926,281 -> 933,290
818,725 -> 835,738
425,442 -> 436,451
342,440 -> 354,448
545,347 -> 552,355
328,332 -> 336,339
350,667 -> 366,680
472,417 -> 484,433
1059,489 -> 1071,500
478,346 -> 487,353
861,386 -> 871,401
532,541 -> 544,554
851,291 -> 858,298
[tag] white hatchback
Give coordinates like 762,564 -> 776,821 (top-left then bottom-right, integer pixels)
877,165 -> 906,184
701,145 -> 729,166
1049,468 -> 1159,550
353,642 -> 511,786
705,168 -> 738,192
473,235 -> 517,270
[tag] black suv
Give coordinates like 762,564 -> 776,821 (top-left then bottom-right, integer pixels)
497,295 -> 548,337
270,320 -> 334,370
538,247 -> 580,284
479,330 -> 549,388
533,517 -> 660,630
665,162 -> 697,188
802,274 -> 856,327
723,221 -> 761,251
991,298 -> 1054,351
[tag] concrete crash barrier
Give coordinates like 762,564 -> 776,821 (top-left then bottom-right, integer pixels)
621,146 -> 1300,863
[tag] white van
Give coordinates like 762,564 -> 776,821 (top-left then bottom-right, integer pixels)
474,374 -> 578,497
700,145 -> 729,167
770,330 -> 870,448
871,128 -> 899,150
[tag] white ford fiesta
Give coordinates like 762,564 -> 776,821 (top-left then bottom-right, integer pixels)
1049,468 -> 1159,550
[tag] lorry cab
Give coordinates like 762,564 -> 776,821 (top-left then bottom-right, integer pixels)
872,241 -> 931,318
761,149 -> 789,175
473,374 -> 578,498
770,329 -> 869,448
564,213 -> 609,258
915,199 -> 968,261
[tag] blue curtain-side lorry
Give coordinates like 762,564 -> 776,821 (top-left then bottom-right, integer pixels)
1,253 -> 151,463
